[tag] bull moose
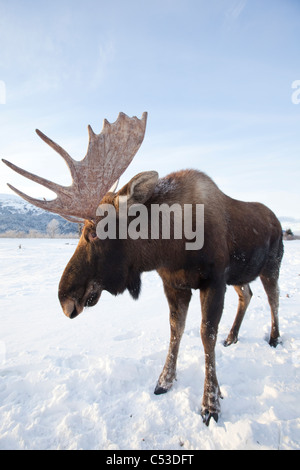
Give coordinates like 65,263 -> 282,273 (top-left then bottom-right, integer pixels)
2,112 -> 283,425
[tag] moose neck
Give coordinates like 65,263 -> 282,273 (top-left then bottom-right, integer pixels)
125,234 -> 187,274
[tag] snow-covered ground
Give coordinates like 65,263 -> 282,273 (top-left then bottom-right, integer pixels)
0,238 -> 299,450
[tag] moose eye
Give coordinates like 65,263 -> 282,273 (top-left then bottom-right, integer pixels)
88,231 -> 98,242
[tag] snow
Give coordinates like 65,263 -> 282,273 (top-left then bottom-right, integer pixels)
0,238 -> 299,450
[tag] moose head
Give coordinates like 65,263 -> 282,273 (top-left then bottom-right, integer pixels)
3,112 -> 150,318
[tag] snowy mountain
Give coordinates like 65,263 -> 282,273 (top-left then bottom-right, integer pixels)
0,193 -> 78,236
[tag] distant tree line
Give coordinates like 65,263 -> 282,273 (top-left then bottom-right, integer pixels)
0,218 -> 80,238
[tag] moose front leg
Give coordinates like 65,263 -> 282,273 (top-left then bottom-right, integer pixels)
200,281 -> 226,425
154,284 -> 192,395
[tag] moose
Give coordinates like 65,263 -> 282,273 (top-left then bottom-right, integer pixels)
2,112 -> 283,425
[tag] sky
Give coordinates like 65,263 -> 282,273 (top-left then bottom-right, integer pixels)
0,0 -> 299,220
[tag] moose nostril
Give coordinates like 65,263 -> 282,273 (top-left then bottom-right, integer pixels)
61,298 -> 79,319
69,305 -> 79,319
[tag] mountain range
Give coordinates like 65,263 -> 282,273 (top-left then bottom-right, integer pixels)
0,193 -> 79,236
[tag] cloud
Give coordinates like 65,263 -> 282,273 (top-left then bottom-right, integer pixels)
229,0 -> 247,20
89,40 -> 116,90
224,0 -> 247,29
0,2 -> 115,102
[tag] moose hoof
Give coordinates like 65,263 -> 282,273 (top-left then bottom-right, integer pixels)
154,379 -> 174,395
269,337 -> 281,348
154,385 -> 169,395
223,334 -> 238,347
201,409 -> 219,426
154,375 -> 175,395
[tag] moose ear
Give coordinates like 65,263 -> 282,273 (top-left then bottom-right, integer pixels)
117,171 -> 158,207
128,171 -> 159,205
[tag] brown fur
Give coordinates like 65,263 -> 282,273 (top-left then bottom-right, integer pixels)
58,169 -> 283,425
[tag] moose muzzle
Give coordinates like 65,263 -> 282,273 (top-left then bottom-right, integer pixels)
59,286 -> 102,319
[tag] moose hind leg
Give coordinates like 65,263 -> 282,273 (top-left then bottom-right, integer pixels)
260,275 -> 280,347
154,284 -> 192,395
224,284 -> 253,346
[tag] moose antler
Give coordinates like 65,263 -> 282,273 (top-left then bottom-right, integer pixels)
2,112 -> 148,222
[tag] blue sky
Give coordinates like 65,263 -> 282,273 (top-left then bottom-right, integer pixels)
0,0 -> 299,220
